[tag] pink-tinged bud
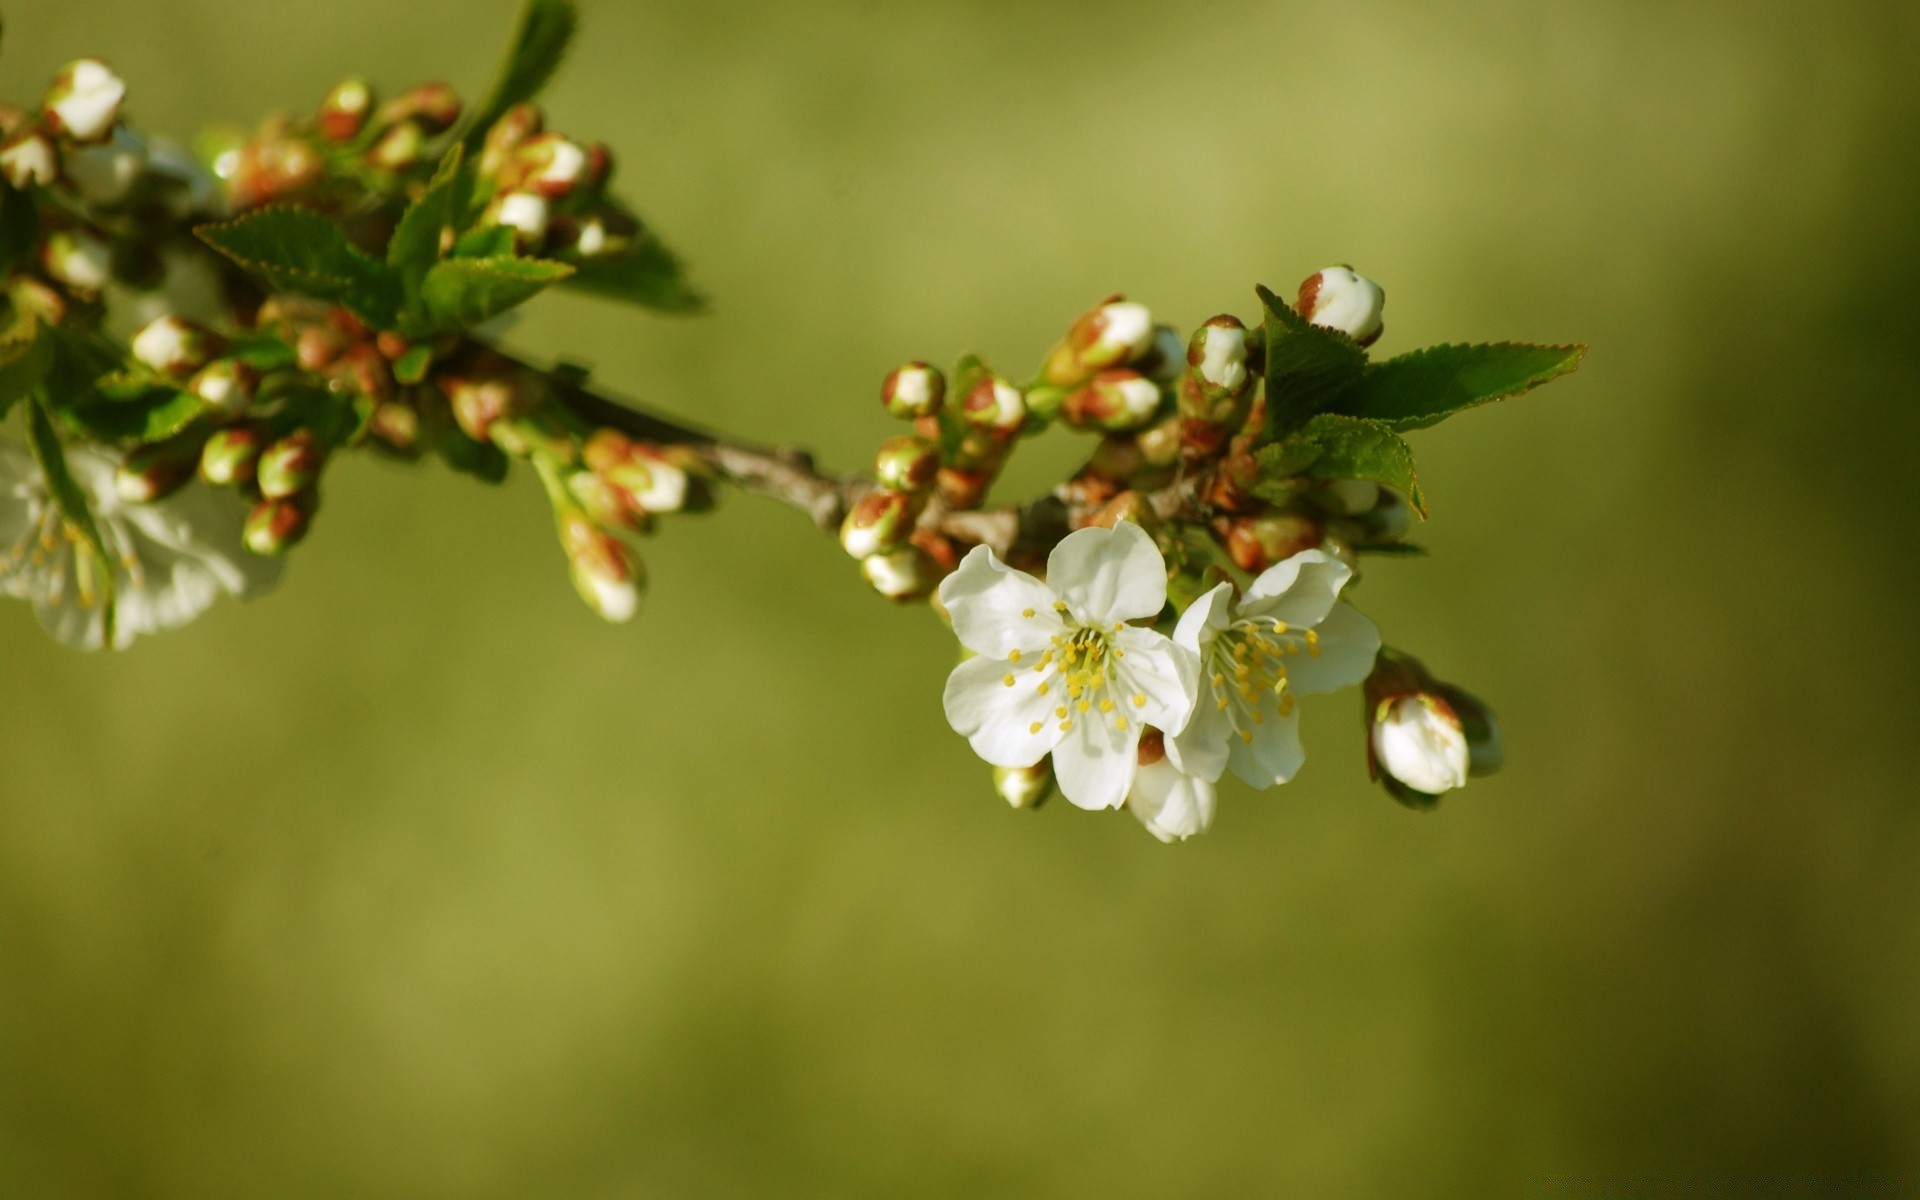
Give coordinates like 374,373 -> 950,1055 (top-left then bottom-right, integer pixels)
376,83 -> 462,136
131,316 -> 224,378
43,60 -> 126,144
880,362 -> 944,419
1297,266 -> 1385,347
339,344 -> 396,406
479,103 -> 543,178
199,425 -> 265,486
1,129 -> 58,188
189,360 -> 260,418
1223,513 -> 1321,574
295,324 -> 348,373
559,511 -> 643,623
840,488 -> 917,559
489,191 -> 550,251
960,373 -> 1027,434
317,78 -> 374,142
440,356 -> 533,444
367,403 -> 422,456
367,121 -> 426,172
508,133 -> 592,199
114,440 -> 199,504
230,122 -> 324,208
40,228 -> 112,295
1061,368 -> 1162,433
256,430 -> 325,500
1134,415 -> 1183,467
581,430 -> 692,514
1184,315 -> 1251,402
872,436 -> 940,494
861,545 -> 941,602
244,490 -> 317,556
992,761 -> 1054,810
1042,295 -> 1156,386
567,469 -> 646,533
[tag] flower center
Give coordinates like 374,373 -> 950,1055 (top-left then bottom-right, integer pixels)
1003,605 -> 1147,737
1204,618 -> 1319,742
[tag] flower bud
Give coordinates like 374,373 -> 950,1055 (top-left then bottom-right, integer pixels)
317,78 -> 374,142
861,545 -> 941,602
199,425 -> 266,486
935,466 -> 990,511
1133,415 -> 1183,467
229,122 -> 324,208
114,439 -> 199,504
1370,694 -> 1468,798
1,129 -> 58,188
366,120 -> 426,171
567,469 -> 646,533
1223,513 -> 1321,574
880,362 -> 944,419
559,511 -> 643,623
43,60 -> 126,144
1297,266 -> 1385,347
1061,368 -> 1162,433
479,103 -> 543,178
64,126 -> 147,207
244,490 -> 318,556
490,191 -> 550,251
375,83 -> 462,136
873,436 -> 940,494
1181,315 -> 1252,410
40,228 -> 112,295
189,360 -> 260,418
1042,295 -> 1155,387
552,209 -> 637,260
993,761 -> 1054,810
509,133 -> 592,198
131,316 -> 224,378
582,430 -> 692,514
440,354 -> 534,444
367,403 -> 422,457
960,373 -> 1027,434
840,488 -> 917,559
256,431 -> 326,500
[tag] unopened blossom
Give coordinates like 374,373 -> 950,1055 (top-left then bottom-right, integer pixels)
1,131 -> 58,188
941,521 -> 1197,812
1371,694 -> 1469,795
1127,729 -> 1216,843
0,441 -> 280,650
1297,266 -> 1385,346
44,60 -> 126,143
1168,549 -> 1380,789
493,191 -> 550,247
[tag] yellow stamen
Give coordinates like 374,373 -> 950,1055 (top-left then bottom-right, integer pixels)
1022,608 -> 1035,618
1003,674 -> 1015,687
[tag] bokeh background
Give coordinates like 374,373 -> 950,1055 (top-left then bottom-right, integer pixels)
3,0 -> 1918,1195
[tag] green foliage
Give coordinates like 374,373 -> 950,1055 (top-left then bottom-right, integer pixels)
1255,413 -> 1427,515
0,321 -> 54,423
392,344 -> 434,385
466,0 -> 579,148
64,385 -> 205,444
452,226 -> 518,259
388,145 -> 472,276
418,255 -> 574,334
1255,284 -> 1367,440
559,234 -> 704,313
197,206 -> 402,329
24,396 -> 114,642
0,186 -> 38,278
1335,342 -> 1587,431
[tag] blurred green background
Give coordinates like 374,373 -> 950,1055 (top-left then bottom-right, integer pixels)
4,0 -> 1918,1195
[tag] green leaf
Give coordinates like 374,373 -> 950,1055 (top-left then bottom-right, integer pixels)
451,226 -> 517,259
417,255 -> 573,333
25,396 -> 116,642
1255,413 -> 1426,516
1256,283 -> 1367,440
392,344 -> 434,385
559,235 -> 704,313
196,206 -> 401,328
0,185 -> 38,278
1336,341 -> 1587,431
466,0 -> 579,149
388,145 -> 471,275
65,389 -> 205,444
0,322 -> 54,423
229,336 -> 298,372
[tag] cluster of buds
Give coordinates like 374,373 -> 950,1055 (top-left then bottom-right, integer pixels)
470,104 -> 631,263
1363,649 -> 1502,808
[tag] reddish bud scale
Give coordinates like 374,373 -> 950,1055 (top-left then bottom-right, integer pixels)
1222,513 -> 1322,574
1084,491 -> 1151,532
257,431 -> 326,500
115,440 -> 200,504
317,78 -> 374,142
296,325 -> 348,373
881,362 -> 945,420
244,491 -> 317,556
840,488 -> 917,559
479,104 -> 543,177
200,426 -> 266,486
936,466 -> 991,511
339,344 -> 396,405
1042,295 -> 1155,387
873,436 -> 940,494
367,403 -> 422,455
376,83 -> 462,135
1061,369 -> 1161,433
230,124 -> 325,208
438,352 -> 534,443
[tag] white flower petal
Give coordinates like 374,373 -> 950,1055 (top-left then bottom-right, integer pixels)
1045,521 -> 1168,625
1239,549 -> 1352,630
1052,710 -> 1138,811
121,480 -> 282,599
1373,697 -> 1469,794
1111,625 -> 1197,737
943,653 -> 1065,768
1173,581 -> 1234,655
1227,707 -> 1305,790
1167,697 -> 1232,782
1280,602 -> 1380,696
1128,758 -> 1218,843
938,544 -> 1067,658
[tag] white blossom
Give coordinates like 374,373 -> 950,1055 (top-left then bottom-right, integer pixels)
45,60 -> 126,143
0,441 -> 281,650
1127,752 -> 1217,844
941,522 -> 1197,812
1372,694 -> 1470,795
1168,549 -> 1380,789
1299,266 -> 1385,345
